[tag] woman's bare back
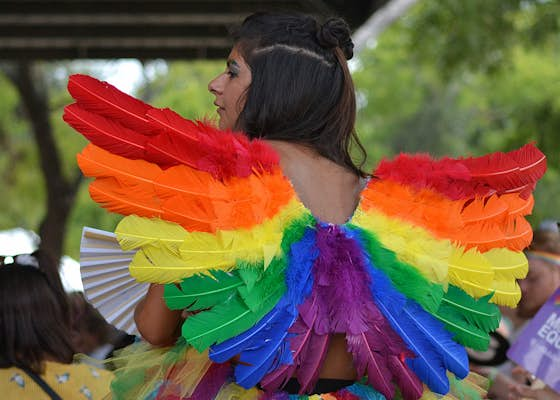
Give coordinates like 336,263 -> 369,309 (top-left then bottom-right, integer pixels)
267,140 -> 362,380
267,140 -> 363,225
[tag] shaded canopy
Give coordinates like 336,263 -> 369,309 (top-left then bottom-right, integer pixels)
1,0 -> 389,60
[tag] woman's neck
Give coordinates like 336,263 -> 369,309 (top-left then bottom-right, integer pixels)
265,140 -> 362,224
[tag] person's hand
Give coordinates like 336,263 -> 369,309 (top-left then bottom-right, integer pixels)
511,365 -> 534,385
507,382 -> 560,400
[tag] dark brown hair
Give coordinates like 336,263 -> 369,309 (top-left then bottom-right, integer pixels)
232,12 -> 367,176
0,251 -> 75,374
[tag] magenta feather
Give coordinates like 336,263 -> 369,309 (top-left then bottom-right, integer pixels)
387,356 -> 424,400
183,362 -> 232,400
260,295 -> 330,393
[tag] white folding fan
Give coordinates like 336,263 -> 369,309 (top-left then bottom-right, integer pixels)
80,227 -> 147,335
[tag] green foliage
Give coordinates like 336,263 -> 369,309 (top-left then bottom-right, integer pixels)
140,61 -> 223,120
353,0 -> 560,223
2,0 -> 559,259
0,72 -> 45,230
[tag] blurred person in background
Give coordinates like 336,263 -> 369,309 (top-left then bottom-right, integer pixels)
486,221 -> 560,399
0,251 -> 112,399
68,291 -> 137,361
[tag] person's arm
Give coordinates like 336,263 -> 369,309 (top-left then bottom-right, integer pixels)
134,284 -> 183,346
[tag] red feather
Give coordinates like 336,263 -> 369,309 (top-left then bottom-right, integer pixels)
374,154 -> 489,200
145,122 -> 279,180
373,144 -> 546,200
68,74 -> 155,136
146,108 -> 200,140
66,74 -> 281,180
462,144 -> 546,197
64,104 -> 148,159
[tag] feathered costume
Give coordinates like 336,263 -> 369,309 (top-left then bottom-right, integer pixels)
64,74 -> 547,400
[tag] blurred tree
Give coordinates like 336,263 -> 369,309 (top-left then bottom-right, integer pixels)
0,60 -> 221,260
0,62 -> 82,262
353,0 -> 560,223
2,0 -> 559,260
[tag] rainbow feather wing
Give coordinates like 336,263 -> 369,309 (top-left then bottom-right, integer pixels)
66,74 -> 546,399
65,75 -> 309,353
349,147 -> 545,395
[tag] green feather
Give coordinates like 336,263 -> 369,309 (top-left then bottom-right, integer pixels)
180,213 -> 315,351
448,372 -> 486,399
237,215 -> 313,312
349,225 -> 444,313
435,285 -> 500,350
442,286 -> 500,332
182,285 -> 283,351
164,270 -> 243,311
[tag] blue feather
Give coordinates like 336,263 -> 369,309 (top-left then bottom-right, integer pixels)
209,305 -> 291,362
347,228 -> 469,395
234,312 -> 293,388
369,272 -> 450,394
209,228 -> 318,386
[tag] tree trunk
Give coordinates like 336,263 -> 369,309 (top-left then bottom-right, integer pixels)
2,62 -> 82,264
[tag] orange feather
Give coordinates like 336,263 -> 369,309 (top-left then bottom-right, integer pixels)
360,180 -> 535,252
79,145 -> 296,232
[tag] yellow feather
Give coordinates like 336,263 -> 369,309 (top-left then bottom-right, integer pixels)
448,246 -> 525,306
490,279 -> 521,307
179,200 -> 304,270
128,200 -> 305,283
419,387 -> 441,400
352,209 -> 450,284
456,277 -> 521,307
116,215 -> 187,254
162,348 -> 212,399
448,247 -> 494,295
484,248 -> 528,280
129,246 -> 215,283
214,383 -> 261,400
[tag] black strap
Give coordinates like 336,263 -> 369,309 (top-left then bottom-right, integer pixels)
282,377 -> 355,394
20,366 -> 63,400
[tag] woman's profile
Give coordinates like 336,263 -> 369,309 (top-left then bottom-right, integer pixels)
63,11 -> 546,400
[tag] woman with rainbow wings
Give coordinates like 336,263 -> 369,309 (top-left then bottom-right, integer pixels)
64,12 -> 546,400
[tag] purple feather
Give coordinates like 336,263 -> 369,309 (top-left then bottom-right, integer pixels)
259,391 -> 291,400
260,294 -> 330,393
387,355 -> 424,400
313,225 -> 415,399
157,362 -> 232,400
264,224 -> 418,396
312,225 -> 373,334
185,362 -> 232,400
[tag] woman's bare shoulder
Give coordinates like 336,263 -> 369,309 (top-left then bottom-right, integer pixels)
266,140 -> 363,224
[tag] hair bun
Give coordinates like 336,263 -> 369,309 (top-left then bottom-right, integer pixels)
316,18 -> 354,59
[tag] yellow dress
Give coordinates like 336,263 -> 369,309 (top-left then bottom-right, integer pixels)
0,361 -> 113,400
